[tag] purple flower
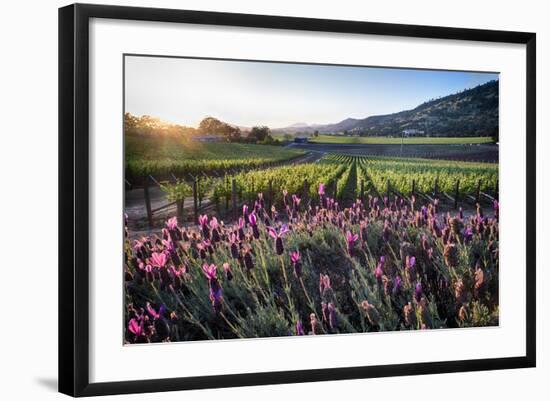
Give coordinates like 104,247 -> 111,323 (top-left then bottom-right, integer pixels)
209,280 -> 223,313
414,281 -> 423,302
319,273 -> 331,294
150,252 -> 167,268
198,214 -> 208,227
375,259 -> 384,282
199,214 -> 210,239
222,262 -> 233,281
267,224 -> 290,255
166,216 -> 178,231
290,250 -> 302,277
249,212 -> 260,239
229,234 -> 240,259
243,249 -> 255,270
201,263 -> 217,280
392,276 -> 402,295
318,183 -> 325,196
202,263 -> 223,312
128,318 -> 143,337
327,302 -> 337,329
346,231 -> 359,256
296,320 -> 304,336
146,302 -> 165,320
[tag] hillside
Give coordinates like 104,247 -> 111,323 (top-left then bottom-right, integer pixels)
278,80 -> 499,137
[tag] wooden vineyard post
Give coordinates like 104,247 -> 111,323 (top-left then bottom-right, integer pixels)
143,178 -> 154,229
192,178 -> 198,224
411,179 -> 416,197
360,179 -> 365,204
196,176 -> 201,208
303,179 -> 309,204
386,179 -> 390,199
176,188 -> 184,222
454,179 -> 460,209
476,179 -> 482,204
434,176 -> 439,198
333,180 -> 338,200
231,178 -> 237,221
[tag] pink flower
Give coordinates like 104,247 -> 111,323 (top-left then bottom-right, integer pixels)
290,250 -> 302,277
198,214 -> 208,227
128,318 -> 143,336
150,252 -> 167,268
318,183 -> 325,196
146,302 -> 165,320
209,217 -> 219,230
166,216 -> 178,231
267,224 -> 290,239
201,263 -> 217,281
267,224 -> 290,255
248,212 -> 257,226
346,231 -> 359,256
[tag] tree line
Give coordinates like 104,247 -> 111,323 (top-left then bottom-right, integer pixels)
125,113 -> 281,145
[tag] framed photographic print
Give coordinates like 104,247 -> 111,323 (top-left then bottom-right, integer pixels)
58,3 -> 536,397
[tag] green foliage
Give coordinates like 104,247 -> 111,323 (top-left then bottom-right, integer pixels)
125,134 -> 304,180
160,179 -> 192,202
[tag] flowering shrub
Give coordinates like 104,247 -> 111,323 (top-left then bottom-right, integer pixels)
124,187 -> 499,343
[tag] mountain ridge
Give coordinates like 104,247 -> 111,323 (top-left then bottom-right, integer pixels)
275,80 -> 499,137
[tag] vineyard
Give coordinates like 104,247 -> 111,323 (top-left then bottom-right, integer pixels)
132,153 -> 499,230
307,135 -> 494,145
206,154 -> 498,219
125,134 -> 305,181
124,152 -> 499,343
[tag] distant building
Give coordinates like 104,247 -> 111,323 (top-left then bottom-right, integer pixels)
402,129 -> 425,137
294,137 -> 309,143
193,134 -> 224,142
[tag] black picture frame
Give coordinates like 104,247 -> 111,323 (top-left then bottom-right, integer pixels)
59,3 -> 536,397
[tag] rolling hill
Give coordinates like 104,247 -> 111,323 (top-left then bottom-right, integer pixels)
277,80 -> 499,138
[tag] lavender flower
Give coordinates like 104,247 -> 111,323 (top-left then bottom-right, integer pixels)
345,231 -> 359,256
290,250 -> 302,277
267,224 -> 290,255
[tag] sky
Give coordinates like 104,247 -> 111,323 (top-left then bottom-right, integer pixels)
125,55 -> 499,128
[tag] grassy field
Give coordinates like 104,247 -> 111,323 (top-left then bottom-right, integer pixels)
125,134 -> 304,180
308,135 -> 494,145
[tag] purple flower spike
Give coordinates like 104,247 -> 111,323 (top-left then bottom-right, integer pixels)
128,318 -> 143,336
150,252 -> 167,268
267,224 -> 290,255
166,216 -> 178,231
346,231 -> 359,256
392,276 -> 402,295
414,281 -> 423,302
290,250 -> 302,277
248,212 -> 257,226
146,303 -> 165,320
296,320 -> 304,336
318,183 -> 325,196
201,263 -> 217,281
198,214 -> 208,227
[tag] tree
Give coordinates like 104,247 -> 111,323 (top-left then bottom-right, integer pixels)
313,130 -> 319,137
248,126 -> 271,142
198,117 -> 241,142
